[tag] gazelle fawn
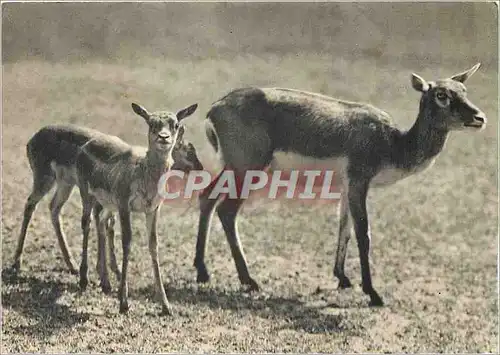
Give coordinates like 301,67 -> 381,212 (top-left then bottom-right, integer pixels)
13,124 -> 129,275
12,112 -> 202,301
75,102 -> 198,315
103,125 -> 203,285
194,64 -> 487,306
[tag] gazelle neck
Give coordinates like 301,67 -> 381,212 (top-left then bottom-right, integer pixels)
397,98 -> 449,170
145,149 -> 172,180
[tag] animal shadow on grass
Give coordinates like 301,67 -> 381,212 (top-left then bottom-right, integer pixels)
2,269 -> 90,338
136,283 -> 354,335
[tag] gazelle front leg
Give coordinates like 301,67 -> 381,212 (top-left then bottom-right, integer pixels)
348,179 -> 383,306
118,206 -> 132,314
106,213 -> 121,281
95,205 -> 112,294
146,207 -> 172,316
333,184 -> 353,289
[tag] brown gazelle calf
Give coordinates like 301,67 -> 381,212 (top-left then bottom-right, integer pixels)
76,102 -> 197,315
12,121 -> 202,281
103,125 -> 203,284
194,64 -> 487,306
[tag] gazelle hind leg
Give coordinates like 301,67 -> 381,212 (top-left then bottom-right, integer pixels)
217,196 -> 259,291
193,171 -> 225,283
49,182 -> 78,275
194,112 -> 272,289
94,207 -> 120,282
79,188 -> 95,291
333,182 -> 353,289
13,173 -> 55,271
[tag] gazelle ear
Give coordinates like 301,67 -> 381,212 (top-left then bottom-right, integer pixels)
176,103 -> 198,121
131,103 -> 150,123
450,63 -> 481,83
176,125 -> 185,143
411,73 -> 429,92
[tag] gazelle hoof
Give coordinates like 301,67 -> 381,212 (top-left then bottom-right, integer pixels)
368,293 -> 384,307
160,305 -> 174,317
100,281 -> 112,295
11,260 -> 21,272
3,264 -> 20,281
119,302 -> 129,314
79,277 -> 88,291
242,278 -> 260,293
337,277 -> 353,289
196,270 -> 210,283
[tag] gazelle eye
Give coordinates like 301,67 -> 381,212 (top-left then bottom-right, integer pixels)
436,92 -> 448,101
174,123 -> 180,130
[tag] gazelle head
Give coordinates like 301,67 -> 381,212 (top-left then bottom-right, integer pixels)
131,102 -> 198,156
411,63 -> 487,131
171,125 -> 204,172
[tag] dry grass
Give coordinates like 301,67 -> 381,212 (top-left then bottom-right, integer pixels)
1,55 -> 498,352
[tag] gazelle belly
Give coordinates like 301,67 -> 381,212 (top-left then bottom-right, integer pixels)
371,158 -> 436,187
88,187 -> 162,212
271,151 -> 348,182
88,187 -> 119,209
50,162 -> 78,185
371,166 -> 411,187
128,192 -> 163,212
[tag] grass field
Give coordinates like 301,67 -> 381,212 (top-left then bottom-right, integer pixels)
1,55 -> 498,352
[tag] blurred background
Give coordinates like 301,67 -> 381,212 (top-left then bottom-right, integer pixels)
3,2 -> 497,66
2,3 -> 498,352
3,1 -> 497,166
